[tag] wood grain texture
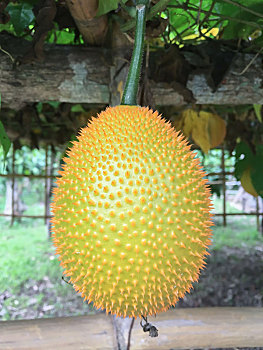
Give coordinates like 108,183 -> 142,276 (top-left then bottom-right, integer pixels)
124,307 -> 263,350
1,33 -> 263,109
0,34 -> 110,110
0,313 -> 117,350
1,307 -> 263,349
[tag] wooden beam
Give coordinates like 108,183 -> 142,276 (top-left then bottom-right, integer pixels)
0,34 -> 110,110
119,307 -> 263,349
0,33 -> 263,109
1,307 -> 263,349
0,313 -> 118,350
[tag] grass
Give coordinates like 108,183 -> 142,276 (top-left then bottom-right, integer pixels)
210,195 -> 263,248
212,223 -> 261,249
0,216 -> 95,320
0,218 -> 62,293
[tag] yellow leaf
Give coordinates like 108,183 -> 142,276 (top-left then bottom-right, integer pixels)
178,109 -> 197,137
201,111 -> 226,149
191,112 -> 211,153
183,28 -> 219,41
177,109 -> 226,153
206,27 -> 219,37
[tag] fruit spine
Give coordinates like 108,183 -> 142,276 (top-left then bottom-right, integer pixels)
51,105 -> 213,318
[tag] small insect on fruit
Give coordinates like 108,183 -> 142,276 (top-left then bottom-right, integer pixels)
51,105 -> 213,319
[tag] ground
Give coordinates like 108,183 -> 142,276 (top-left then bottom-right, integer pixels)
179,245 -> 263,308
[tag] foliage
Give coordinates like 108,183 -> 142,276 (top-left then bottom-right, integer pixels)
254,104 -> 262,122
0,145 -> 47,175
97,0 -> 129,17
0,95 -> 11,166
166,0 -> 263,47
235,141 -> 263,197
5,2 -> 34,35
0,121 -> 11,167
0,0 -> 263,48
197,148 -> 235,174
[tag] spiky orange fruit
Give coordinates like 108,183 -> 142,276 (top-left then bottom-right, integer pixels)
51,105 -> 212,318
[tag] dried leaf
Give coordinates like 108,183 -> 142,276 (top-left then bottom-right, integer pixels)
117,81 -> 123,100
177,109 -> 226,153
178,109 -> 195,137
191,112 -> 211,154
203,111 -> 226,149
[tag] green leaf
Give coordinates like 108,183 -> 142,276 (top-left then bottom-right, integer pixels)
0,23 -> 16,35
235,141 -> 253,159
253,104 -> 262,122
47,101 -> 60,109
256,144 -> 263,157
36,102 -> 43,114
71,104 -> 86,113
0,121 -> 11,164
97,0 -> 129,17
234,141 -> 263,197
216,0 -> 263,40
6,2 -> 34,35
251,159 -> 263,197
168,6 -> 196,36
0,95 -> 11,167
234,141 -> 254,180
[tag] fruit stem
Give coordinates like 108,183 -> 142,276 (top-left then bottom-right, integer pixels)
121,1 -> 149,106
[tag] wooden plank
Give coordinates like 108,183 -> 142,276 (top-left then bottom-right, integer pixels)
1,308 -> 263,349
0,314 -> 118,350
115,307 -> 263,350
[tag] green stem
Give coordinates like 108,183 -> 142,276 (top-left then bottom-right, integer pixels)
121,0 -> 170,33
121,2 -> 148,106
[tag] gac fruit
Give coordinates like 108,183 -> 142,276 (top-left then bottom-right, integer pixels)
51,105 -> 212,318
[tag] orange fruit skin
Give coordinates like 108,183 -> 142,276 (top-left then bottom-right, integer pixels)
51,105 -> 213,318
